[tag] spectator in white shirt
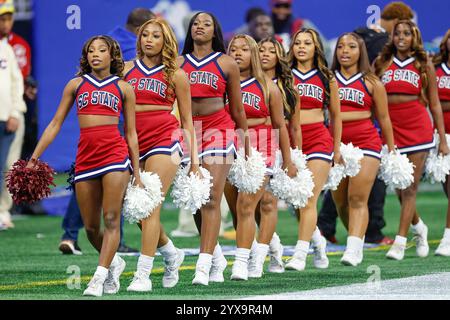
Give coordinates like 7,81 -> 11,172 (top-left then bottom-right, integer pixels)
0,40 -> 25,230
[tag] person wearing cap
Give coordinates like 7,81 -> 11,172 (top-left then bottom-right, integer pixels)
0,0 -> 27,230
270,0 -> 332,61
317,1 -> 415,245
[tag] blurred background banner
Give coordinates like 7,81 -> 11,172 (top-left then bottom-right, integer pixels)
33,0 -> 450,171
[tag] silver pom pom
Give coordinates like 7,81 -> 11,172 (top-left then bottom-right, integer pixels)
123,171 -> 164,224
171,166 -> 213,213
379,145 -> 414,190
228,147 -> 267,193
323,164 -> 346,191
341,142 -> 364,177
269,148 -> 315,209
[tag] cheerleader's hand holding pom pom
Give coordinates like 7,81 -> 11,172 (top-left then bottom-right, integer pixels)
379,145 -> 414,190
333,150 -> 344,167
323,164 -> 346,191
6,158 -> 56,204
438,137 -> 450,156
123,170 -> 164,224
228,147 -> 266,193
270,149 -> 314,209
171,164 -> 212,214
425,133 -> 450,184
283,160 -> 298,178
323,145 -> 356,191
323,148 -> 345,191
340,142 -> 364,177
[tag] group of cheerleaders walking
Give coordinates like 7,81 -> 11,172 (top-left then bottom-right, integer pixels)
27,12 -> 450,296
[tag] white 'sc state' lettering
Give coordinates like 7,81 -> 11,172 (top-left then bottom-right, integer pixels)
189,71 -> 218,89
339,87 -> 365,106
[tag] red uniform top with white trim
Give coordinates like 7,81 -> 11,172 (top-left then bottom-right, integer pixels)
382,56 -> 422,95
181,51 -> 227,98
292,68 -> 325,110
75,74 -> 123,117
335,71 -> 372,112
240,77 -> 269,119
436,62 -> 450,101
124,61 -> 174,107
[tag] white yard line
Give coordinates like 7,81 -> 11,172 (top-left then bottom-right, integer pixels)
241,272 -> 450,300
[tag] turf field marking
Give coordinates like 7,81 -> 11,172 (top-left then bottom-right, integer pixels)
0,240 -> 440,292
0,265 -> 199,291
240,272 -> 450,300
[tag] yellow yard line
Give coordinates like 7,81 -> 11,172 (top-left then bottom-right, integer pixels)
0,240 -> 440,291
0,264 -> 229,291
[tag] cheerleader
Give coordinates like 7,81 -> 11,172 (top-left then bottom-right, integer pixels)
332,33 -> 395,266
285,28 -> 342,271
123,18 -> 199,292
375,21 -> 449,260
432,29 -> 450,256
225,34 -> 296,281
243,36 -> 300,275
27,36 -> 141,296
179,12 -> 249,285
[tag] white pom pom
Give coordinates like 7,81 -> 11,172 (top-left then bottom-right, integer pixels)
425,153 -> 450,184
378,145 -> 414,190
269,148 -> 315,209
228,147 -> 266,193
323,164 -> 346,191
123,171 -> 164,224
171,166 -> 213,213
340,142 -> 364,177
424,132 -> 450,184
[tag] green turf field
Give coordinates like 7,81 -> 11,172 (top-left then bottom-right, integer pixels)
1,189 -> 450,300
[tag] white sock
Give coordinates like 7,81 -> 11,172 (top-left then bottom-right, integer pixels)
256,243 -> 269,258
411,218 -> 425,234
271,232 -> 280,244
294,240 -> 310,259
212,243 -> 223,262
269,233 -> 280,252
197,253 -> 213,268
251,239 -> 258,252
346,236 -> 363,252
158,239 -> 177,260
137,254 -> 154,277
311,227 -> 322,245
94,266 -> 108,281
235,248 -> 251,264
443,228 -> 450,240
110,254 -> 120,267
295,240 -> 310,253
394,235 -> 407,246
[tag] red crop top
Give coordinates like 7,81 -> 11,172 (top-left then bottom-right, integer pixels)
76,74 -> 123,117
124,60 -> 175,107
436,62 -> 450,102
382,56 -> 422,95
292,68 -> 325,110
240,77 -> 269,120
335,71 -> 372,113
181,51 -> 227,98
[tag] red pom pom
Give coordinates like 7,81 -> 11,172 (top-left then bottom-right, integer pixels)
5,159 -> 56,204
